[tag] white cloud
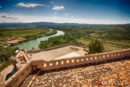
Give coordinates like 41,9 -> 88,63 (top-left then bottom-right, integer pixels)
16,3 -> 43,8
0,13 -> 6,17
0,13 -> 19,22
0,13 -> 18,19
52,5 -> 64,11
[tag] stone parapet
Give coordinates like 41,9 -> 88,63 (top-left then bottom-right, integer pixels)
5,64 -> 32,87
31,48 -> 130,70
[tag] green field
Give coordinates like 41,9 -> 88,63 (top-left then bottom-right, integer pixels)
0,27 -> 55,41
51,24 -> 130,52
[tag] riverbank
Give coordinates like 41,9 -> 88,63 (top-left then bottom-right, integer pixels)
0,30 -> 64,72
13,29 -> 57,45
16,30 -> 65,50
0,27 -> 55,46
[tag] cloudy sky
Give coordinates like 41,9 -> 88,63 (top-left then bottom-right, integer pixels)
0,0 -> 130,24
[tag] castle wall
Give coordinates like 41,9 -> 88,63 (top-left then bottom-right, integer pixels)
31,49 -> 130,70
28,44 -> 84,53
5,64 -> 32,87
4,48 -> 130,87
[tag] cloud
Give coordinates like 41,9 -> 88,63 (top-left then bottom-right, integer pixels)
0,13 -> 19,22
0,13 -> 6,17
52,5 -> 64,11
0,13 -> 129,24
0,13 -> 18,19
16,3 -> 43,8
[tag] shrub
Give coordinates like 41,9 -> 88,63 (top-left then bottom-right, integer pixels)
39,35 -> 69,49
88,40 -> 104,54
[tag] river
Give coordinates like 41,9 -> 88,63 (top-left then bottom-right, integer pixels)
16,30 -> 65,50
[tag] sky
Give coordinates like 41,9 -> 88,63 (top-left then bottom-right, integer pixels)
0,0 -> 130,24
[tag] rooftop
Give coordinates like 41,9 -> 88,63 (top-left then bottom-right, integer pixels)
21,59 -> 130,87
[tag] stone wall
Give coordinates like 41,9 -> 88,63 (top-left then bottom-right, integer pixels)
4,48 -> 130,87
5,64 -> 32,87
28,44 -> 84,53
0,74 -> 5,87
31,48 -> 130,70
28,44 -> 70,53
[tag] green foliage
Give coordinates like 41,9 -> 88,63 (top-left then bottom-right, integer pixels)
39,35 -> 70,49
0,60 -> 11,72
0,27 -> 50,40
0,45 -> 15,72
88,40 -> 104,54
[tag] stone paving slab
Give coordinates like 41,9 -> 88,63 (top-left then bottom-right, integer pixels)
31,45 -> 86,61
26,60 -> 130,87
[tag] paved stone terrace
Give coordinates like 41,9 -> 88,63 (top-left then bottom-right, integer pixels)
31,45 -> 86,61
21,59 -> 130,87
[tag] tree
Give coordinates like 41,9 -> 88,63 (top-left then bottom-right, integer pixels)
39,35 -> 69,49
0,45 -> 15,72
88,40 -> 104,54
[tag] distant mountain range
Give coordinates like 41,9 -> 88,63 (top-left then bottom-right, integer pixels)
0,22 -> 130,27
0,22 -> 81,26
